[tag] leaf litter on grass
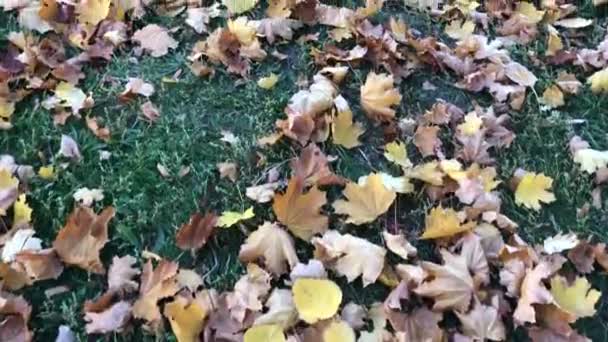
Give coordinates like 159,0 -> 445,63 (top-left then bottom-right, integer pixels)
1,0 -> 608,341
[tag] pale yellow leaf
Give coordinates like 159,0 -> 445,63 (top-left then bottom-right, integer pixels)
550,275 -> 600,319
217,207 -> 255,228
258,74 -> 279,89
514,171 -> 556,210
332,173 -> 396,225
292,278 -> 342,323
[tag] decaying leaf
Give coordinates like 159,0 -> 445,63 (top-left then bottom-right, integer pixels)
132,260 -> 179,325
332,173 -> 396,225
132,24 -> 178,57
239,222 -> 299,275
53,206 -> 115,273
273,177 -> 328,240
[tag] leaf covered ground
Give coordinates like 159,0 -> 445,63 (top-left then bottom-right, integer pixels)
2,0 -> 608,341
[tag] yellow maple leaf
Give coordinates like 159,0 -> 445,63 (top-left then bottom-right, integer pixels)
420,206 -> 475,239
333,173 -> 396,225
323,320 -> 356,342
588,68 -> 608,93
217,207 -> 255,228
0,98 -> 15,128
384,141 -> 412,168
514,171 -> 556,210
244,324 -> 285,342
228,17 -> 256,45
546,25 -> 563,57
332,96 -> 364,149
550,275 -> 600,319
258,74 -> 279,89
445,20 -> 475,40
457,112 -> 483,136
13,194 -> 32,225
360,72 -> 401,122
164,296 -> 207,342
38,165 -> 55,180
77,0 -> 111,26
406,161 -> 444,186
292,278 -> 342,323
272,177 -> 328,240
55,82 -> 88,113
573,148 -> 608,174
542,85 -> 565,108
223,0 -> 259,14
515,1 -> 545,24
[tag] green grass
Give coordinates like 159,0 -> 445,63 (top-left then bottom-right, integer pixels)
2,3 -> 608,341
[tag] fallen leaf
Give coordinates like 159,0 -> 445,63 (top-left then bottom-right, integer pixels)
107,255 -> 140,293
273,177 -> 328,240
254,288 -> 297,329
84,301 -> 131,334
332,95 -> 364,149
120,78 -> 155,99
550,275 -> 600,319
2,229 -> 41,262
73,187 -> 104,207
341,302 -> 366,329
53,206 -> 115,273
514,171 -> 556,210
176,212 -> 218,252
292,278 -> 342,323
59,135 -> 81,161
543,233 -> 580,254
132,260 -> 179,326
445,20 -> 475,40
360,72 -> 401,122
239,222 -> 299,275
258,73 -> 279,89
587,68 -> 608,93
223,0 -> 259,14
132,24 -> 178,57
54,82 -> 90,114
164,296 -> 207,342
12,194 -> 32,226
217,162 -> 238,182
243,324 -> 285,342
312,230 -> 386,286
217,207 -> 255,228
246,182 -> 280,203
227,263 -> 271,322
542,85 -> 565,108
14,248 -> 64,283
514,256 -> 565,323
291,144 -> 343,186
384,141 -> 412,168
38,165 -> 55,180
323,320 -> 356,342
414,249 -> 476,312
332,173 -> 396,225
140,101 -> 161,122
556,72 -> 582,95
505,61 -> 537,87
554,18 -> 593,29
568,241 -> 596,274
0,168 -> 18,215
383,231 -> 417,260
77,0 -> 110,25
457,112 -> 483,136
573,148 -> 608,174
420,206 -> 475,239
290,259 -> 327,281
455,300 -> 506,341
414,125 -> 441,157
185,4 -> 222,34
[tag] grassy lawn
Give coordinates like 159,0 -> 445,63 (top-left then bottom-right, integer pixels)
2,1 -> 608,340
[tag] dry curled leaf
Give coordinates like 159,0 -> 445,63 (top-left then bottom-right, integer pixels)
53,206 -> 116,274
239,222 -> 299,276
132,260 -> 179,326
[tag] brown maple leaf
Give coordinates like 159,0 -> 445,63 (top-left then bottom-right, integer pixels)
175,212 -> 218,252
53,206 -> 115,274
292,144 -> 344,186
273,177 -> 328,241
132,259 -> 179,327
